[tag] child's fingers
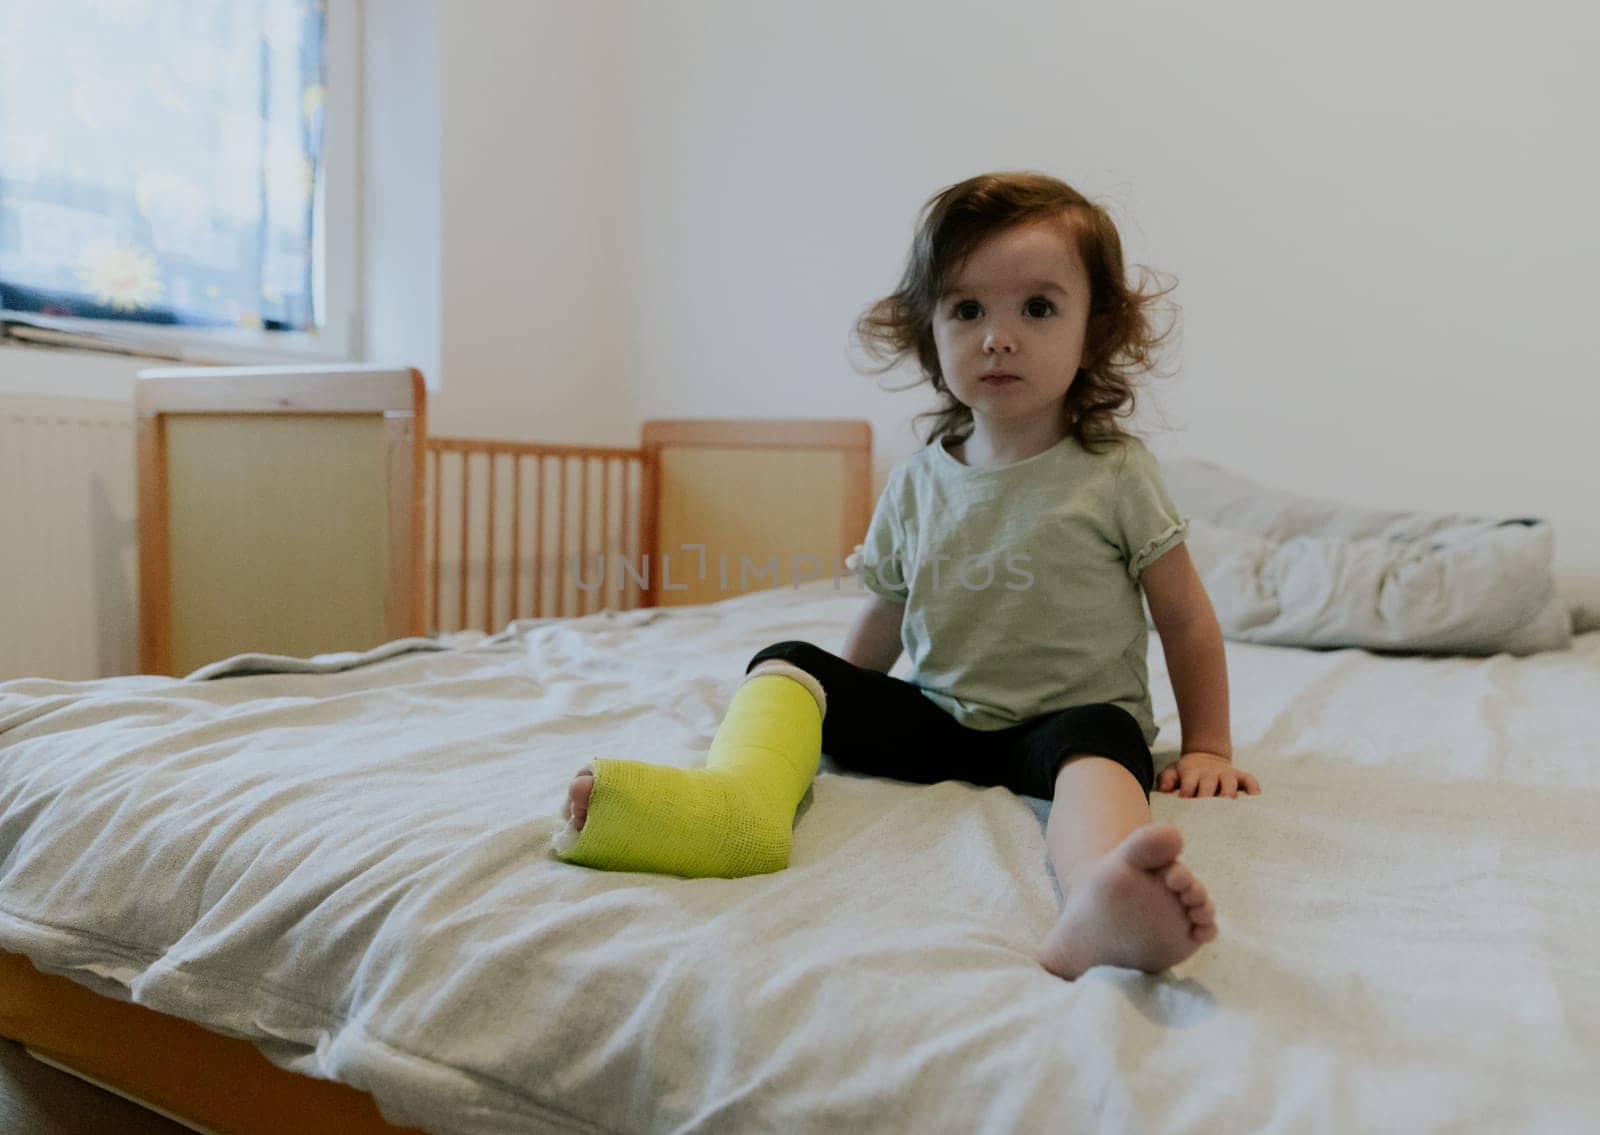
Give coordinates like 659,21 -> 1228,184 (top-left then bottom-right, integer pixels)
1220,771 -> 1261,797
1171,763 -> 1263,799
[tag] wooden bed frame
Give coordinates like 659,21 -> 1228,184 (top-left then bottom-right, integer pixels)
8,366 -> 873,1131
135,365 -> 873,673
0,949 -> 424,1135
425,417 -> 873,628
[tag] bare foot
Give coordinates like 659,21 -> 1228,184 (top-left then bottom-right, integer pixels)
1038,823 -> 1217,980
565,769 -> 595,830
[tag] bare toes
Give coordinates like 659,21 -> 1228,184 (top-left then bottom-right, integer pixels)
1189,900 -> 1216,926
1163,863 -> 1195,894
1121,822 -> 1185,872
568,769 -> 595,829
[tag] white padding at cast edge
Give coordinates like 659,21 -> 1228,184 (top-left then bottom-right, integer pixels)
743,659 -> 828,719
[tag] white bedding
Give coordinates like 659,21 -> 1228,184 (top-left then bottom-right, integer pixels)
2,581 -> 1598,1133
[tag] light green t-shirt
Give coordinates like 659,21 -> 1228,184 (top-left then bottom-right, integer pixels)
856,433 -> 1188,742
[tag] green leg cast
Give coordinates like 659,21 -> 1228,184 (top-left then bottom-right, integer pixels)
552,669 -> 824,878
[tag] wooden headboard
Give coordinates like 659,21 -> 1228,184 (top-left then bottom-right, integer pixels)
136,365 -> 426,676
424,418 -> 872,630
641,419 -> 872,608
135,364 -> 872,672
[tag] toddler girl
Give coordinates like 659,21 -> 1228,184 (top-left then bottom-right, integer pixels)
554,171 -> 1260,980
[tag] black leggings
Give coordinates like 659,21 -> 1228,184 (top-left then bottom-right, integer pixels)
747,641 -> 1154,800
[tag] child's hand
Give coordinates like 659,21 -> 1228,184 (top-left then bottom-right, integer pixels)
1156,752 -> 1261,798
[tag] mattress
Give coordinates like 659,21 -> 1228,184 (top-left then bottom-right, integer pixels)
2,580 -> 1599,1133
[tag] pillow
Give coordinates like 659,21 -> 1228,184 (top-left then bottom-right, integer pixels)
1162,458 -> 1573,656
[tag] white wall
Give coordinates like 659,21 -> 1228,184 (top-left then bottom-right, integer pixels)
0,344 -> 142,399
564,0 -> 1596,609
363,0 -> 441,393
432,0 -> 635,444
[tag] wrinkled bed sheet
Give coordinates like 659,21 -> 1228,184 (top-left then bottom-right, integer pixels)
2,581 -> 1598,1134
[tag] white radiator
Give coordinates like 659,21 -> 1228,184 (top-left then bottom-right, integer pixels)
0,394 -> 138,681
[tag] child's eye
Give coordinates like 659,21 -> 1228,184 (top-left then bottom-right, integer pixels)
1024,297 -> 1055,318
952,300 -> 982,320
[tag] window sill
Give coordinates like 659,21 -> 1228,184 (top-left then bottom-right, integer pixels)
1,315 -> 359,368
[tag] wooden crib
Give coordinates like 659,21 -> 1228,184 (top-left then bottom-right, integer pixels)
135,365 -> 872,675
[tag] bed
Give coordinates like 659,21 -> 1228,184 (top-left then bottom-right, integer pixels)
3,384 -> 1599,1133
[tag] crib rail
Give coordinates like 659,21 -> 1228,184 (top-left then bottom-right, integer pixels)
424,436 -> 651,632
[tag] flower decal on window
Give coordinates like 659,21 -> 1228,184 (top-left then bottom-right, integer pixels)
76,245 -> 165,311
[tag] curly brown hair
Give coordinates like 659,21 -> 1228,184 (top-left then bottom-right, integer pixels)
854,171 -> 1178,453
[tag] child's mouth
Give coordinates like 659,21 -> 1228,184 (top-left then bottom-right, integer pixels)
981,373 -> 1020,386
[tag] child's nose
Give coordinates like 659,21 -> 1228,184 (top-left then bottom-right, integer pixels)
984,322 -> 1018,353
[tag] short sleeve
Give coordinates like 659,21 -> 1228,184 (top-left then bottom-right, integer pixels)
848,468 -> 911,602
1115,441 -> 1190,580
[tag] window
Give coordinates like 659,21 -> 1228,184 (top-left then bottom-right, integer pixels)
0,0 -> 358,363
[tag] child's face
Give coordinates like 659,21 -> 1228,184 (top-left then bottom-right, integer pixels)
930,220 -> 1094,431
